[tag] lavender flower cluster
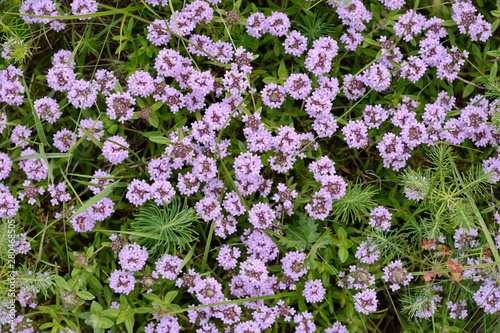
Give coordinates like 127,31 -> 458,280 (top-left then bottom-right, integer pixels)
1,0 -> 498,331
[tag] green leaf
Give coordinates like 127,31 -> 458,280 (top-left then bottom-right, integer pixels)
338,247 -> 349,263
90,301 -> 103,315
491,62 -> 498,81
462,84 -> 475,99
262,76 -> 280,84
486,50 -> 500,58
53,276 -> 71,291
337,227 -> 347,240
125,316 -> 134,333
100,317 -> 114,329
440,20 -> 456,26
164,291 -> 178,303
363,37 -> 378,46
148,111 -> 159,128
307,230 -> 334,262
102,309 -> 119,317
278,60 -> 288,79
148,136 -> 170,144
281,215 -> 320,250
77,291 -> 95,301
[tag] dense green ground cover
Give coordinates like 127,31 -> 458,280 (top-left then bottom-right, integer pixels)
1,0 -> 500,332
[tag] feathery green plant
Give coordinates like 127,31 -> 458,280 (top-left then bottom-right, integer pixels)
400,144 -> 493,240
130,197 -> 201,256
294,12 -> 338,48
330,183 -> 377,224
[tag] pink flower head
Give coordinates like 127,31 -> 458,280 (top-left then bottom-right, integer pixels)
102,136 -> 130,165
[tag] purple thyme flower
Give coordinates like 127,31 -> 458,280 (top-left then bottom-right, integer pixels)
147,19 -> 172,46
89,170 -> 113,194
155,254 -> 182,280
209,40 -> 234,64
394,10 -> 427,42
305,47 -> 336,77
217,245 -> 241,270
325,322 -> 349,333
453,228 -> 479,250
47,66 -> 76,92
376,132 -> 410,171
53,129 -> 76,152
362,63 -> 391,92
150,180 -> 175,205
154,49 -> 188,77
246,12 -> 268,38
283,30 -> 308,57
355,238 -> 381,264
353,288 -> 378,315
177,172 -> 200,196
0,186 -> 20,219
338,265 -> 375,290
11,124 -> 32,148
281,251 -> 307,281
452,1 -> 492,42
106,92 -> 135,123
102,136 -> 130,165
241,229 -> 279,262
215,214 -> 238,239
193,277 -> 225,304
52,49 -> 75,68
222,191 -> 246,216
399,56 -> 428,83
67,79 -> 98,109
127,70 -> 155,98
363,104 -> 388,129
0,65 -> 24,106
284,73 -> 312,100
118,243 -> 149,271
369,206 -> 392,231
47,183 -> 71,205
293,311 -> 316,333
126,179 -> 152,206
302,280 -> 326,303
34,97 -> 61,123
304,91 -> 333,118
379,0 -> 405,10
18,180 -> 44,205
305,190 -> 333,220
70,0 -> 98,19
382,260 -> 413,291
78,118 -> 104,141
261,83 -> 286,109
447,300 -> 468,319
342,74 -> 366,100
266,12 -> 290,37
340,28 -> 363,52
248,202 -> 276,229
86,197 -> 114,221
195,196 -> 222,222
109,269 -> 136,295
92,69 -> 117,95
312,113 -> 338,138
335,0 -> 372,31
342,120 -> 369,149
70,212 -> 96,232
203,103 -> 232,131
19,148 -> 48,181
0,153 -> 12,181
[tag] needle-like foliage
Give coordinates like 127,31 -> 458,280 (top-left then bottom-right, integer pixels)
130,197 -> 200,256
